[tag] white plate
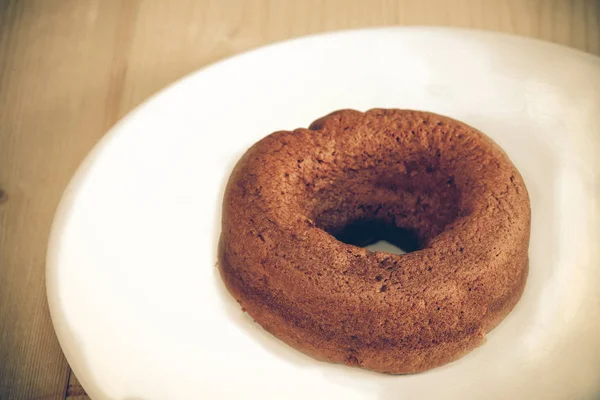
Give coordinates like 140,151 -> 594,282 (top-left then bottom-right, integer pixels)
47,28 -> 600,399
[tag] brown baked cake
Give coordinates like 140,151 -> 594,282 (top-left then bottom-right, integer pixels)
219,109 -> 530,374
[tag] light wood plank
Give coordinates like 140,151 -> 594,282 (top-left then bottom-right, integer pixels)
0,1 -> 597,400
0,0 -> 128,399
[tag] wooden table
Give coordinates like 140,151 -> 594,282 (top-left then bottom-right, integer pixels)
0,1 -> 598,399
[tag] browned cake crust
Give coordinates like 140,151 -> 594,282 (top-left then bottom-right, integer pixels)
219,109 -> 530,374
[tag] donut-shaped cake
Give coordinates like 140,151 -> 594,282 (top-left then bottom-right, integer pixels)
219,109 -> 530,374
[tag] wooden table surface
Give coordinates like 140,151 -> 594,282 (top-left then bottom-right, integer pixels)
0,1 -> 598,399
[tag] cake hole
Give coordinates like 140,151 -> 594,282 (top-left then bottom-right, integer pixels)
311,156 -> 461,256
332,220 -> 421,254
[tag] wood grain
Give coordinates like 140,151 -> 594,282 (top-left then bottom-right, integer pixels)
0,1 -> 597,399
